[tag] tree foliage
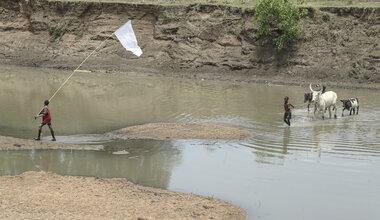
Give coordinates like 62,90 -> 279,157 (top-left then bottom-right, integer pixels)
254,0 -> 308,50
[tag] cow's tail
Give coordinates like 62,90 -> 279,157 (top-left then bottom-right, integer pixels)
355,97 -> 359,103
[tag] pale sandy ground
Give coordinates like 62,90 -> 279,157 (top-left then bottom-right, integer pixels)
0,171 -> 246,219
107,123 -> 252,140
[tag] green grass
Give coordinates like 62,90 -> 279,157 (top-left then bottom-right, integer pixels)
303,0 -> 380,8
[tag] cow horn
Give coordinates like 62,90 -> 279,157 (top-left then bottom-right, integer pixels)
309,84 -> 314,92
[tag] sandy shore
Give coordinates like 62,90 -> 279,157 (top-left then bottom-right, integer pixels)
0,171 -> 246,219
0,135 -> 246,219
0,135 -> 102,151
107,123 -> 252,140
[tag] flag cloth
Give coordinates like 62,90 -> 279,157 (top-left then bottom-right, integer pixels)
114,20 -> 143,57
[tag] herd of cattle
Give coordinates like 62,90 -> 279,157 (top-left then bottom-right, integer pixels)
304,84 -> 359,119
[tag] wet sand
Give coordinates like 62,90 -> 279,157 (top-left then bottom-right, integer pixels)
107,123 -> 252,140
0,171 -> 246,219
0,135 -> 102,151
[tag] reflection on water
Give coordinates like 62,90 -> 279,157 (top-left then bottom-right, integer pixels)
282,127 -> 290,154
1,64 -> 380,219
0,139 -> 181,189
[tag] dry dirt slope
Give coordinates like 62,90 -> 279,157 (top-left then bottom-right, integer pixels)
0,0 -> 379,87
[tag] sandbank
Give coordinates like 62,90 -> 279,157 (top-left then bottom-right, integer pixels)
0,171 -> 246,219
107,123 -> 252,140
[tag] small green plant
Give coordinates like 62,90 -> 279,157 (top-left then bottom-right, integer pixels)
178,26 -> 198,39
352,67 -> 360,73
74,23 -> 84,40
206,17 -> 220,22
182,3 -> 201,23
226,23 -> 242,35
164,10 -> 181,21
140,43 -> 147,50
212,9 -> 224,17
200,41 -> 213,50
254,0 -> 308,50
49,23 -> 67,41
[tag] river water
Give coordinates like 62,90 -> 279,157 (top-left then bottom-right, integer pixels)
0,64 -> 379,219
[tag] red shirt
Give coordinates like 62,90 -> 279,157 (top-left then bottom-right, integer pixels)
40,106 -> 51,124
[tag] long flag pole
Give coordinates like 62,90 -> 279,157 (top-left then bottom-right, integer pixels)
33,33 -> 113,119
34,20 -> 143,119
49,33 -> 114,103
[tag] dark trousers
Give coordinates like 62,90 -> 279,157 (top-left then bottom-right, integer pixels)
284,112 -> 292,126
38,123 -> 55,139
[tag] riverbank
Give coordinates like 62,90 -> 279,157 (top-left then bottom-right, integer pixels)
0,171 -> 246,219
0,0 -> 379,89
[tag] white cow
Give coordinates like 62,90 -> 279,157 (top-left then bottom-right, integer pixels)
310,84 -> 338,119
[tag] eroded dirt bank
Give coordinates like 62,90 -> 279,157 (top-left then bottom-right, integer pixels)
0,171 -> 246,219
0,0 -> 379,88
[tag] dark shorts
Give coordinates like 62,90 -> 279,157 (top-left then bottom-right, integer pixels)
284,112 -> 292,119
39,123 -> 53,130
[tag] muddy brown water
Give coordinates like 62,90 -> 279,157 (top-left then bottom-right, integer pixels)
0,64 -> 379,220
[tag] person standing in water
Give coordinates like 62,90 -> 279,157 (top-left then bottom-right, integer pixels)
283,96 -> 294,126
34,100 -> 56,141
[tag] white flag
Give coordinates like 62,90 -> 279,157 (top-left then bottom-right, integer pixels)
114,20 -> 143,57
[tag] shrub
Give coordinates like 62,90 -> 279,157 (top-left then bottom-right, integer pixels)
212,9 -> 224,17
254,0 -> 308,50
74,24 -> 84,40
49,23 -> 67,42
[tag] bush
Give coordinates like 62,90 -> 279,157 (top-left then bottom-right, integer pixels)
49,23 -> 67,42
74,24 -> 84,40
254,0 -> 308,50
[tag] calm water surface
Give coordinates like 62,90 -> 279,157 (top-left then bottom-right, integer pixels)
0,65 -> 379,219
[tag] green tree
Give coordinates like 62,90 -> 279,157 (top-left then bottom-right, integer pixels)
254,0 -> 308,50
